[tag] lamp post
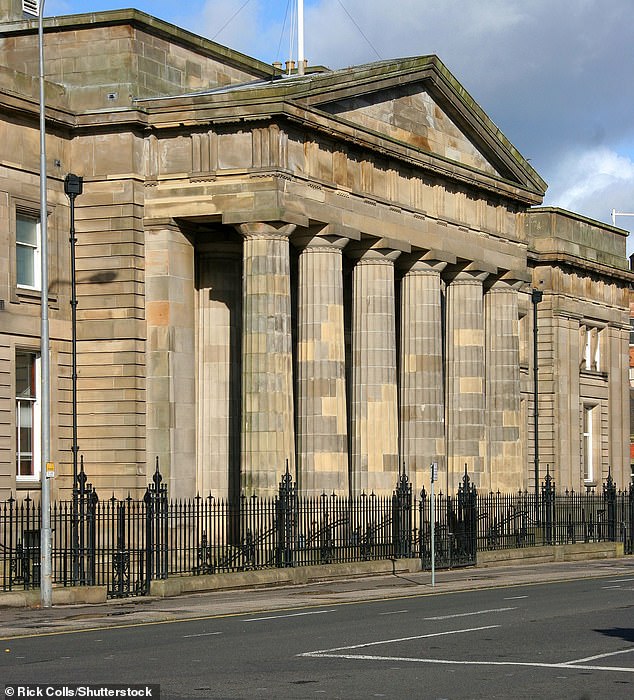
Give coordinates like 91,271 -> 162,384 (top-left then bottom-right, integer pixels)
23,0 -> 53,608
531,288 -> 543,518
64,173 -> 83,583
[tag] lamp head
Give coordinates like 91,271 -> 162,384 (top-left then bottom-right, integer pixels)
64,173 -> 83,197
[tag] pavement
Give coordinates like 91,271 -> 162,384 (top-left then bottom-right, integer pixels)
1,556 -> 633,640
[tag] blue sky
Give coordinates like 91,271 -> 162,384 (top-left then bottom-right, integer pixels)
44,1 -> 634,253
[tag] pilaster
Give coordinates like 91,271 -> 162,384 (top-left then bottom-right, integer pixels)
145,220 -> 196,499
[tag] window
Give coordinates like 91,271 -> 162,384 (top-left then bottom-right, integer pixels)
16,213 -> 41,290
518,313 -> 529,366
582,405 -> 595,483
16,351 -> 40,480
580,325 -> 600,372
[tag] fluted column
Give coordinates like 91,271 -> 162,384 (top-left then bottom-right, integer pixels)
485,278 -> 523,491
237,222 -> 296,496
350,246 -> 400,495
399,256 -> 447,495
196,242 -> 241,499
296,231 -> 349,495
445,266 -> 490,491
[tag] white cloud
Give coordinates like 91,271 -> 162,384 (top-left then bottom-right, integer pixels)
545,146 -> 634,253
547,148 -> 634,212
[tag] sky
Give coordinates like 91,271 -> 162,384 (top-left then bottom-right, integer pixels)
46,0 -> 634,256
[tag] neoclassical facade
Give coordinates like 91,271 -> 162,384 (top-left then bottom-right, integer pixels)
0,2 -> 631,500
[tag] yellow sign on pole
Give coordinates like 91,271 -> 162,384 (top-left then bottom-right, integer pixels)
46,462 -> 55,478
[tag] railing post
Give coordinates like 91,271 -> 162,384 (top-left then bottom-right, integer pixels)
603,468 -> 617,542
86,489 -> 98,586
71,458 -> 88,585
418,487 -> 428,568
628,483 -> 634,555
145,458 -> 168,588
458,467 -> 477,563
541,467 -> 555,545
392,463 -> 412,558
276,461 -> 296,568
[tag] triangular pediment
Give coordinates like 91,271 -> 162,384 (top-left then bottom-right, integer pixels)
318,85 -> 502,178
289,57 -> 546,198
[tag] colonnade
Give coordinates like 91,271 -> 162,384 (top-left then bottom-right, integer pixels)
222,222 -> 525,497
148,223 -> 524,495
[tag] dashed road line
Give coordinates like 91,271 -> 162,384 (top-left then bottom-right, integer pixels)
424,607 -> 516,620
244,610 -> 336,622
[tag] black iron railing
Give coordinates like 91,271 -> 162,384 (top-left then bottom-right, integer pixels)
2,463 -> 632,598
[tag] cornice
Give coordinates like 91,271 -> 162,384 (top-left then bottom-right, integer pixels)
4,9 -> 276,79
528,250 -> 634,284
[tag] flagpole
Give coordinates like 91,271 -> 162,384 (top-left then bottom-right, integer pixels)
297,0 -> 305,75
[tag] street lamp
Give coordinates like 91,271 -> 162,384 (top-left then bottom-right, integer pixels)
64,173 -> 83,583
21,0 -> 52,608
531,288 -> 543,518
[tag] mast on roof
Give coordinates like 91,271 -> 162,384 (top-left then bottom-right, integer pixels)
297,0 -> 305,75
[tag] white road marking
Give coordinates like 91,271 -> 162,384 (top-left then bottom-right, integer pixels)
379,610 -> 408,616
606,578 -> 634,583
303,653 -> 634,673
424,607 -> 516,620
182,632 -> 222,638
504,596 -> 528,600
299,625 -> 500,657
601,585 -> 622,589
566,647 -> 634,664
244,609 -> 335,622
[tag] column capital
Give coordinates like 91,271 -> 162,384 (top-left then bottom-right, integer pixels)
346,241 -> 401,265
235,221 -> 297,240
398,249 -> 455,274
487,269 -> 531,292
293,228 -> 349,252
444,261 -> 496,284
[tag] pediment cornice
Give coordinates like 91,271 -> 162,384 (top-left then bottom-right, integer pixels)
134,56 -> 546,205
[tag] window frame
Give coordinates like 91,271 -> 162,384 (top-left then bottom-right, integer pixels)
582,403 -> 599,485
15,350 -> 41,483
580,324 -> 602,372
10,198 -> 56,305
16,211 -> 42,291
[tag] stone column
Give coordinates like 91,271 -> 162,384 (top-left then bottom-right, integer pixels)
485,277 -> 523,492
399,255 -> 448,496
237,222 -> 296,496
196,242 -> 241,499
349,246 -> 400,495
145,220 -> 196,499
445,265 -> 490,491
295,230 -> 349,495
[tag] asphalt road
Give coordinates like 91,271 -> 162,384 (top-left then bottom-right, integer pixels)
1,572 -> 633,699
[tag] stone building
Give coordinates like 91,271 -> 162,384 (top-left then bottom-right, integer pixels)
0,1 -> 631,501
